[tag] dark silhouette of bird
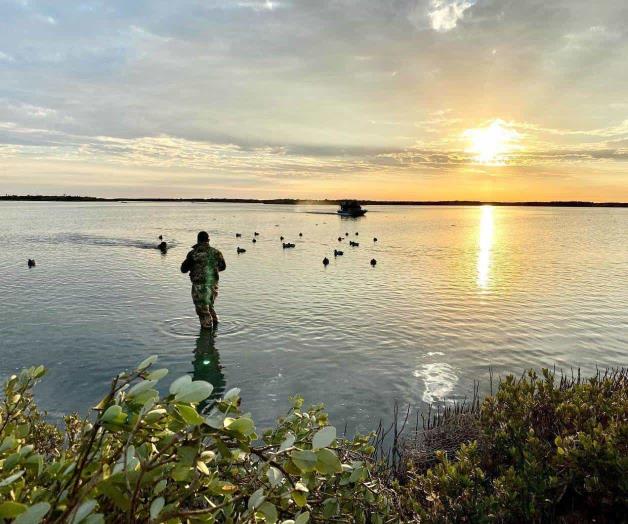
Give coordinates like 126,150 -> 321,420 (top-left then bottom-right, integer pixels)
158,235 -> 163,240
299,232 -> 303,237
280,236 -> 284,241
349,241 -> 359,247
345,232 -> 349,236
27,259 -> 36,268
370,258 -> 377,267
282,242 -> 296,249
323,257 -> 329,266
338,237 -> 342,242
334,249 -> 343,257
254,232 -> 260,236
252,238 -> 257,243
236,233 -> 242,238
237,247 -> 246,254
158,241 -> 168,253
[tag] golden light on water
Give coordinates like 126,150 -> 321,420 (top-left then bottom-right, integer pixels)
477,205 -> 494,289
464,120 -> 520,165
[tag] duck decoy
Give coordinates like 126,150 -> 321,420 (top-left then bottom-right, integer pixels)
323,257 -> 329,266
27,259 -> 36,268
334,249 -> 343,257
349,241 -> 359,247
237,247 -> 246,254
370,258 -> 377,267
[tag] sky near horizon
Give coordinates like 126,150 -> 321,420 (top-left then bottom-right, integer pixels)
1,1 -> 627,200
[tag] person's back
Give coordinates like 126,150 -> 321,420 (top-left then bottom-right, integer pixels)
181,231 -> 226,329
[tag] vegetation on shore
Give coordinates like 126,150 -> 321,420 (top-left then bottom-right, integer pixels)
2,195 -> 627,207
0,360 -> 625,523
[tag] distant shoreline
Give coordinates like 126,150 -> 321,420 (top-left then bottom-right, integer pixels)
1,195 -> 627,207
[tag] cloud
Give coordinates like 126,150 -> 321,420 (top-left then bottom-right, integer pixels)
428,0 -> 475,32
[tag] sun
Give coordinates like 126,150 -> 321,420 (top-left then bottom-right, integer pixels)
464,120 -> 520,165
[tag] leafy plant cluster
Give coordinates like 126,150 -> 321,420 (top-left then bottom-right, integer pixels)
399,368 -> 627,523
0,357 -> 396,523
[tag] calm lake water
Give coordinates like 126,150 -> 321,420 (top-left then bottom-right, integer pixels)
1,202 -> 627,433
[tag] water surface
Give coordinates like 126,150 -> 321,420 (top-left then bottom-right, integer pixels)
1,202 -> 626,433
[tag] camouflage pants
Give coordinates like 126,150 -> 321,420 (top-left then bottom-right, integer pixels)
191,281 -> 218,329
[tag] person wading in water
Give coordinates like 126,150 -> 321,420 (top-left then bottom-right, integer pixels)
181,231 -> 226,329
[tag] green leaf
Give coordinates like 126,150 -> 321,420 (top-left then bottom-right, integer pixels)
0,470 -> 25,487
312,426 -> 336,450
292,491 -> 307,508
154,479 -> 167,495
315,449 -> 342,475
258,501 -> 277,523
14,503 -> 50,524
70,500 -> 97,524
0,501 -> 27,518
266,466 -> 283,487
291,450 -> 317,472
295,512 -> 310,524
224,417 -> 255,436
169,375 -> 192,395
147,368 -> 169,381
100,405 -> 126,425
176,405 -> 204,426
223,387 -> 240,401
248,488 -> 265,510
279,433 -> 295,453
175,381 -> 213,403
127,380 -> 157,398
150,497 -> 165,520
137,355 -> 158,370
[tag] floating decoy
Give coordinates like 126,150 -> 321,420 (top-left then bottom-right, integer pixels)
237,247 -> 246,254
334,249 -> 343,257
254,232 -> 260,236
323,257 -> 329,266
236,233 -> 242,238
370,258 -> 377,267
282,242 -> 296,249
252,238 -> 257,243
349,241 -> 359,247
27,259 -> 36,268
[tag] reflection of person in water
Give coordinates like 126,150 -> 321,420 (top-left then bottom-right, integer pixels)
193,329 -> 226,412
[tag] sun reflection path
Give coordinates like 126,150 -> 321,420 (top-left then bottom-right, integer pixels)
477,205 -> 494,289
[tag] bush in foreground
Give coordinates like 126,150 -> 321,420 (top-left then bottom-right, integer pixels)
399,368 -> 627,523
0,358 -> 396,523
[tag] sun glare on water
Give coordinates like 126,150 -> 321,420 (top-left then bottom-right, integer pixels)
465,120 -> 520,165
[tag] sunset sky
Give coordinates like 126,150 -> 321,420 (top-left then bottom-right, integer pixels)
1,0 -> 627,200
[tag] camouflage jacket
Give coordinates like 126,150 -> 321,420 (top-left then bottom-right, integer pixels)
180,243 -> 226,284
